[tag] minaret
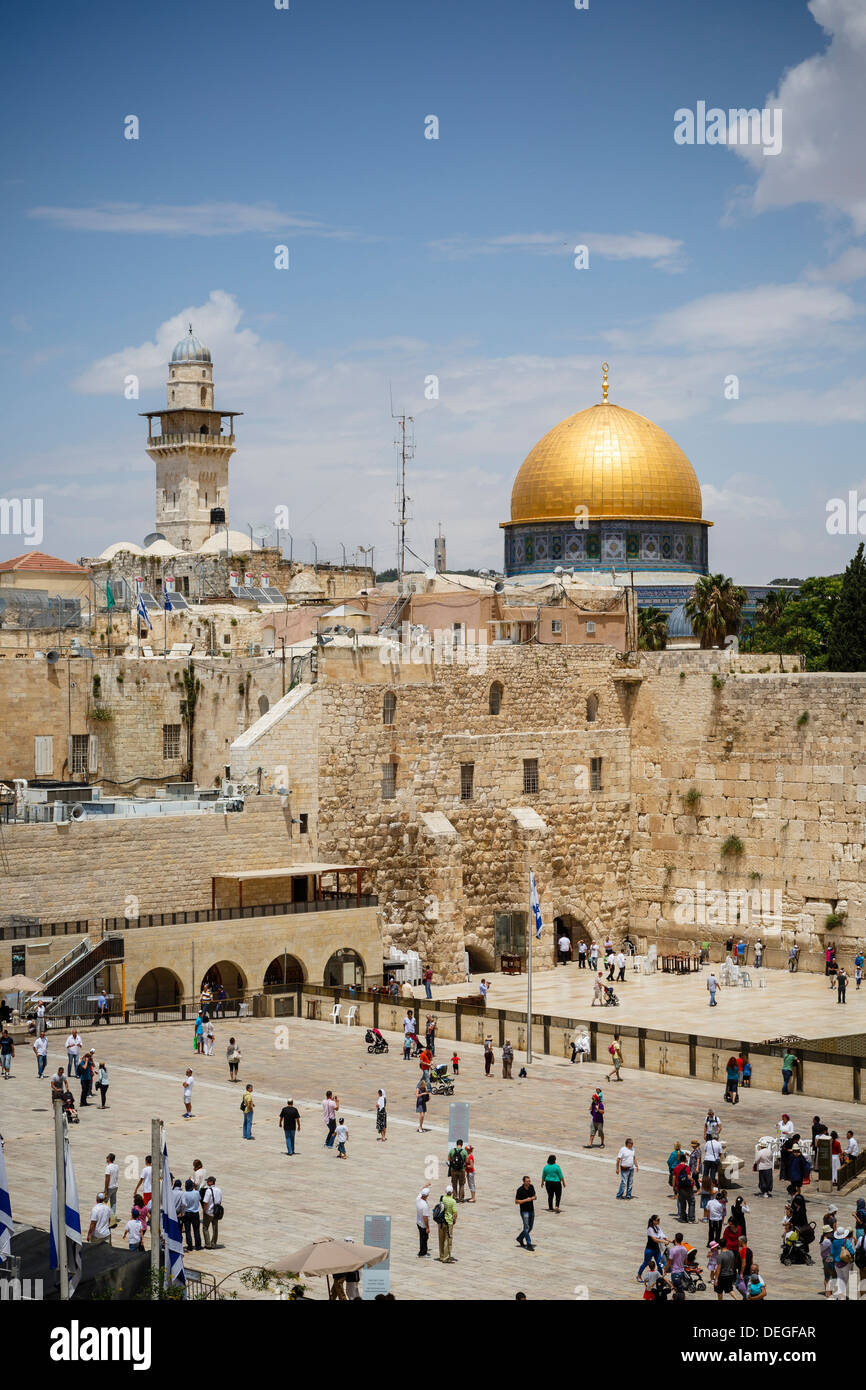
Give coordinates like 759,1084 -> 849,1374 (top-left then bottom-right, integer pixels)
140,327 -> 242,551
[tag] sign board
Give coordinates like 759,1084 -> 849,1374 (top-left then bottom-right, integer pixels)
362,1214 -> 391,1300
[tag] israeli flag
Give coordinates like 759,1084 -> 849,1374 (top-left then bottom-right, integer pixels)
0,1140 -> 13,1262
530,869 -> 543,940
161,1135 -> 186,1288
136,593 -> 152,630
49,1123 -> 82,1294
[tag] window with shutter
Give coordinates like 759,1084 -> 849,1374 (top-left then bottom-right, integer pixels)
34,736 -> 54,776
88,734 -> 99,773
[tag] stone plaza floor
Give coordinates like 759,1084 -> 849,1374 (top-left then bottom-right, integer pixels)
2,999 -> 863,1301
433,961 -> 866,1043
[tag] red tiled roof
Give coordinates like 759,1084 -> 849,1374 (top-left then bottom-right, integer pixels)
0,551 -> 88,575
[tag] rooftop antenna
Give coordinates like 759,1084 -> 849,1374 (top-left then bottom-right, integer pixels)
391,404 -> 415,587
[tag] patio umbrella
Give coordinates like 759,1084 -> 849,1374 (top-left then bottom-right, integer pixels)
270,1236 -> 388,1280
0,973 -> 43,1019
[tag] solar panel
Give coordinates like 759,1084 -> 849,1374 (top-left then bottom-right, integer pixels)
229,584 -> 257,600
260,588 -> 285,604
164,592 -> 189,610
246,587 -> 271,603
139,592 -> 162,612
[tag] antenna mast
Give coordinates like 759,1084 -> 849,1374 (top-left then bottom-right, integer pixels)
392,408 -> 415,586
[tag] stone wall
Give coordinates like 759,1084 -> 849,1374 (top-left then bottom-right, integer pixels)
630,653 -> 866,968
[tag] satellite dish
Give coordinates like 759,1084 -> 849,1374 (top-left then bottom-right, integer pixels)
250,523 -> 272,547
142,532 -> 167,546
424,567 -> 436,581
493,581 -> 505,595
46,650 -> 61,664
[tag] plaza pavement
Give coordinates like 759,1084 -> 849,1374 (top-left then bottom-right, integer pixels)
1,1005 -> 863,1301
430,961 -> 866,1043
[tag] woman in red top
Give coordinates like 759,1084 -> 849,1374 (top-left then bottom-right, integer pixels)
722,1219 -> 742,1253
831,1130 -> 843,1186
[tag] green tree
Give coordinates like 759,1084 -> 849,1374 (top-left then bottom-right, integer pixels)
752,575 -> 841,670
637,606 -> 669,650
684,574 -> 746,649
827,543 -> 866,671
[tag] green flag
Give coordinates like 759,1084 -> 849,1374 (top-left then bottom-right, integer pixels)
105,582 -> 115,611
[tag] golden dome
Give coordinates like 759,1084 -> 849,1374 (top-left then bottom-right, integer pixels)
509,399 -> 705,525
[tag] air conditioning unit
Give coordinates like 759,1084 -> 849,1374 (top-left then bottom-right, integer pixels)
585,621 -> 596,634
222,780 -> 239,798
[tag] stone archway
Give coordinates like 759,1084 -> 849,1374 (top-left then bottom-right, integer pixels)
323,948 -> 365,987
466,942 -> 495,974
200,960 -> 247,1000
264,954 -> 306,990
134,967 -> 183,1010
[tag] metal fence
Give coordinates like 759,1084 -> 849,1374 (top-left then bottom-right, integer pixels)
0,895 -> 378,941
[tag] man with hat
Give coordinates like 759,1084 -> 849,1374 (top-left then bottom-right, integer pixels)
416,1186 -> 431,1256
787,1141 -> 811,1194
78,1049 -> 96,1107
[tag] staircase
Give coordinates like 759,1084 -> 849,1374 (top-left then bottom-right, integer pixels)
27,936 -> 125,1016
376,592 -> 411,634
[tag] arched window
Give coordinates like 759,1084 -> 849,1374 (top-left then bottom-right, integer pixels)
200,387 -> 207,406
199,421 -> 208,434
202,369 -> 206,378
383,690 -> 397,726
586,693 -> 599,723
489,681 -> 503,715
171,389 -> 175,401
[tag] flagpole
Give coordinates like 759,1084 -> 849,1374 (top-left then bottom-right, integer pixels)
151,1118 -> 162,1296
54,1100 -> 68,1300
527,864 -> 533,1066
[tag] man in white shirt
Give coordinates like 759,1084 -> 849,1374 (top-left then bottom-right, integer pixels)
35,1001 -> 46,1035
87,1193 -> 112,1245
706,1193 -> 726,1245
845,1131 -> 859,1158
615,951 -> 627,982
32,1032 -> 48,1078
134,1156 -> 153,1215
557,934 -> 571,967
65,1030 -> 83,1077
704,1109 -> 722,1141
182,1068 -> 194,1117
104,1152 -> 119,1225
416,1186 -> 431,1257
616,1138 -> 638,1199
704,1137 -> 723,1182
202,1175 -> 223,1249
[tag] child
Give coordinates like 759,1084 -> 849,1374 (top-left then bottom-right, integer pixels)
706,1241 -> 720,1282
451,1051 -> 460,1077
742,1059 -> 752,1088
465,1145 -> 476,1202
402,1034 -> 412,1061
335,1117 -> 349,1159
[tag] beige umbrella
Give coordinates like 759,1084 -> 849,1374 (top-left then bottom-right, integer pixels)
270,1236 -> 388,1279
0,975 -> 42,992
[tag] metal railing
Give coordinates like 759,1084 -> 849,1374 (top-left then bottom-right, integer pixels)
0,894 -> 378,941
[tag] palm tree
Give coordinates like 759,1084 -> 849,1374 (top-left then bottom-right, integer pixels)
638,606 -> 669,651
685,574 -> 746,649
756,588 -> 790,630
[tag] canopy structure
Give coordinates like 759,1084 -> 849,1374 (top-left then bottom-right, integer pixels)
211,863 -> 374,910
270,1236 -> 388,1278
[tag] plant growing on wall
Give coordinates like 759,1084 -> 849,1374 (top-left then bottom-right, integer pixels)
825,910 -> 846,929
92,674 -> 102,698
720,834 -> 744,858
89,706 -> 113,722
711,673 -> 725,690
796,710 -> 809,727
682,786 -> 701,811
179,659 -> 201,781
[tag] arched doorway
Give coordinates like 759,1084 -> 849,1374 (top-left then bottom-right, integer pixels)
323,948 -> 364,987
264,954 -> 305,991
200,960 -> 247,1000
135,967 -> 183,1010
466,943 -> 495,974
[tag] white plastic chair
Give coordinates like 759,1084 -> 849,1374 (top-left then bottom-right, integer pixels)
345,1005 -> 359,1028
330,1003 -> 342,1025
740,969 -> 752,988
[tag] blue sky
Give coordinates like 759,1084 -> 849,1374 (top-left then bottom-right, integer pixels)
2,0 -> 865,579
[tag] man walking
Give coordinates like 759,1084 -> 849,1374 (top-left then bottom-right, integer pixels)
104,1153 -> 119,1226
241,1083 -> 255,1139
707,972 -> 719,1006
837,966 -> 848,1003
416,1186 -> 431,1257
781,1049 -> 798,1095
515,1175 -> 537,1250
448,1140 -> 467,1202
703,1135 -> 722,1184
501,1040 -> 514,1078
279,1097 -> 301,1154
587,1091 -> 605,1147
49,1064 -> 65,1100
606,1034 -> 624,1083
616,1138 -> 638,1199
616,950 -> 627,983
577,939 -> 587,969
32,1032 -> 48,1078
202,1176 -> 222,1249
557,931 -> 571,967
436,1185 -> 458,1263
673,1155 -> 696,1223
322,1090 -> 338,1146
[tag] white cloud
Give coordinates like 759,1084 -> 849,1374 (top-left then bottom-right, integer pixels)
27,201 -> 357,238
732,0 -> 866,233
805,246 -> 866,282
640,282 -> 858,351
427,230 -> 684,270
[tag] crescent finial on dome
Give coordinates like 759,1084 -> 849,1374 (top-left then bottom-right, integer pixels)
601,361 -> 610,404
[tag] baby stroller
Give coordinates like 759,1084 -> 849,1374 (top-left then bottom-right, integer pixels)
365,1027 -> 389,1054
429,1063 -> 454,1096
603,985 -> 620,1007
62,1090 -> 80,1124
780,1222 -> 815,1265
680,1247 -> 707,1293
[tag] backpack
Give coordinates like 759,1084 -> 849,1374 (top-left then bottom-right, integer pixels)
448,1148 -> 465,1173
677,1169 -> 693,1192
212,1202 -> 225,1221
432,1198 -> 446,1225
240,1098 -> 247,1111
854,1237 -> 866,1271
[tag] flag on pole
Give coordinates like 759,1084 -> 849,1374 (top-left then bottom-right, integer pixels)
49,1126 -> 82,1294
136,594 -> 152,630
0,1139 -> 13,1262
161,1135 -> 186,1288
105,581 -> 115,611
529,869 -> 543,940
